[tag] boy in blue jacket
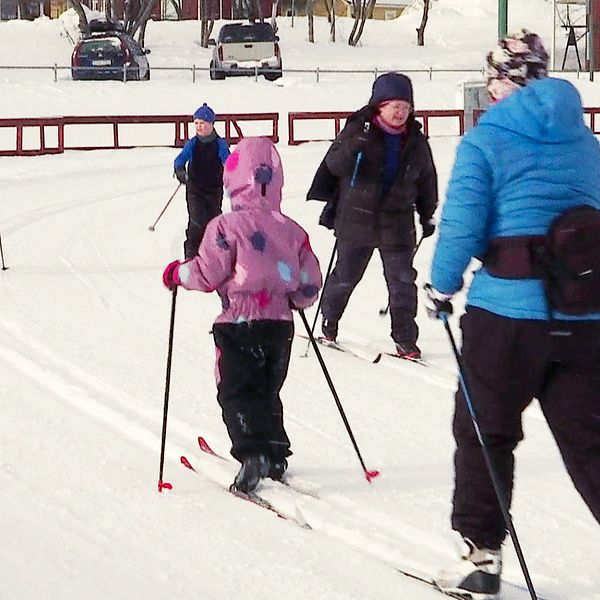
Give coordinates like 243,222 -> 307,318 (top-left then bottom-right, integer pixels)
174,103 -> 230,259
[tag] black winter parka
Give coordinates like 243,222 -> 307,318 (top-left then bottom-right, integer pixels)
310,106 -> 438,248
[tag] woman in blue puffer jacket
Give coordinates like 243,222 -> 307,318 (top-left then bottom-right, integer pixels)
428,30 -> 600,598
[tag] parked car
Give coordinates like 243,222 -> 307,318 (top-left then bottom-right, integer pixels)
71,20 -> 151,82
209,22 -> 282,81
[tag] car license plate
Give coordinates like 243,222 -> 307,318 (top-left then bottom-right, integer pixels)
92,60 -> 112,66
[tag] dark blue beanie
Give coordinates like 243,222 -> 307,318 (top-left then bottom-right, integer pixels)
368,73 -> 414,107
193,103 -> 216,122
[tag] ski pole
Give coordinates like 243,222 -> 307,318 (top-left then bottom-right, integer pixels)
157,287 -> 178,492
298,308 -> 380,483
0,233 -> 8,271
440,312 -> 538,600
148,183 -> 182,232
379,234 -> 424,317
301,239 -> 338,358
350,151 -> 364,188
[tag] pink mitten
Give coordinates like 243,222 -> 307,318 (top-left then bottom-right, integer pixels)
162,260 -> 181,290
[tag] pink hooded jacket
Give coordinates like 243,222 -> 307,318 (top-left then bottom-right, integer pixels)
178,137 -> 323,324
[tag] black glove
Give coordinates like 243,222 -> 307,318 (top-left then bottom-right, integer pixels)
174,167 -> 188,185
421,218 -> 436,239
423,283 -> 454,320
318,201 -> 336,230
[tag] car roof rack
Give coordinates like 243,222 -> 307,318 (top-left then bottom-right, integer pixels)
88,19 -> 125,34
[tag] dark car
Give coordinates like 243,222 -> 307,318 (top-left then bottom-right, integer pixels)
71,20 -> 151,81
209,22 -> 282,81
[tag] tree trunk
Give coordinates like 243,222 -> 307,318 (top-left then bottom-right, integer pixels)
129,0 -> 155,44
347,0 -> 360,46
416,0 -> 430,47
168,0 -> 182,19
353,0 -> 374,44
270,0 -> 280,33
104,0 -> 112,21
323,0 -> 335,42
67,0 -> 89,35
307,0 -> 314,43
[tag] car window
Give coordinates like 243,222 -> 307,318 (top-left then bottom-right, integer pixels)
78,38 -> 122,59
220,24 -> 275,43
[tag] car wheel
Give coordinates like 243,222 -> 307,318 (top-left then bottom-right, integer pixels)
209,60 -> 226,81
144,68 -> 151,81
264,70 -> 282,81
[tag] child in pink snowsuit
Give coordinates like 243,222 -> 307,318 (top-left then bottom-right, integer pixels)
162,137 -> 322,493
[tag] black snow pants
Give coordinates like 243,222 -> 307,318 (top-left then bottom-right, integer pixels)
184,185 -> 222,259
212,320 -> 294,464
320,240 -> 418,346
453,307 -> 600,549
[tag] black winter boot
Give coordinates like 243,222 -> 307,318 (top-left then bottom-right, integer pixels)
231,455 -> 270,494
268,458 -> 288,481
435,537 -> 502,598
321,317 -> 338,342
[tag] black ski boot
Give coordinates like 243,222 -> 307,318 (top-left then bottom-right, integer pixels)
267,458 -> 288,481
321,317 -> 338,342
231,455 -> 270,494
435,537 -> 502,598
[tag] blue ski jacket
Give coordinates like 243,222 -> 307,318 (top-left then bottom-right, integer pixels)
431,77 -> 600,320
174,135 -> 230,170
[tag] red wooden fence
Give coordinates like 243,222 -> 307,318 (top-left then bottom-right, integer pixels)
287,109 -> 465,145
0,113 -> 279,157
3,108 -> 600,157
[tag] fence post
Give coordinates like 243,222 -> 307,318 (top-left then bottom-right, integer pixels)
123,64 -> 127,83
54,63 -> 58,83
316,67 -> 320,83
374,66 -> 378,80
429,66 -> 433,81
254,66 -> 259,82
192,64 -> 196,83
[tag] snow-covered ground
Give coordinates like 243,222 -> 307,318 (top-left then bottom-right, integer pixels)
2,1 -> 600,599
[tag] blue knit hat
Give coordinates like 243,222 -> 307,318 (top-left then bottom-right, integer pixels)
368,72 -> 414,107
193,103 -> 216,122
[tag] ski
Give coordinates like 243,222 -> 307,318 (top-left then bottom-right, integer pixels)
180,455 -> 293,521
381,351 -> 429,367
197,436 -> 321,499
297,333 -> 382,363
394,569 -> 471,600
189,441 -> 547,600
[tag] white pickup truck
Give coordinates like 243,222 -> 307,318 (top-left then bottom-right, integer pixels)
209,22 -> 282,81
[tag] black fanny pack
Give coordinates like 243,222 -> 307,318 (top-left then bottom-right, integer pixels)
483,205 -> 600,315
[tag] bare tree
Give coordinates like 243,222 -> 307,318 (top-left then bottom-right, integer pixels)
307,0 -> 314,43
323,0 -> 335,42
168,0 -> 183,20
348,0 -> 375,46
199,0 -> 217,47
416,0 -> 430,46
270,0 -> 280,33
67,0 -> 89,35
124,0 -> 156,47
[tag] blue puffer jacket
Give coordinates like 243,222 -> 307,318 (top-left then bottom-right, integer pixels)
431,77 -> 600,320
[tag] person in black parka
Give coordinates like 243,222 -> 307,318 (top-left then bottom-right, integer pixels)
308,73 -> 438,358
173,103 -> 230,259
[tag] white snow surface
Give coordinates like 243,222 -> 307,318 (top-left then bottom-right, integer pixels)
1,1 -> 600,599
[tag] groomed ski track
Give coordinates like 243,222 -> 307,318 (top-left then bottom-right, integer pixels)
1,145 -> 597,600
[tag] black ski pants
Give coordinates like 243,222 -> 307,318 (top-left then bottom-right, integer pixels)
184,186 -> 222,259
320,241 -> 418,346
453,307 -> 600,549
212,320 -> 294,464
